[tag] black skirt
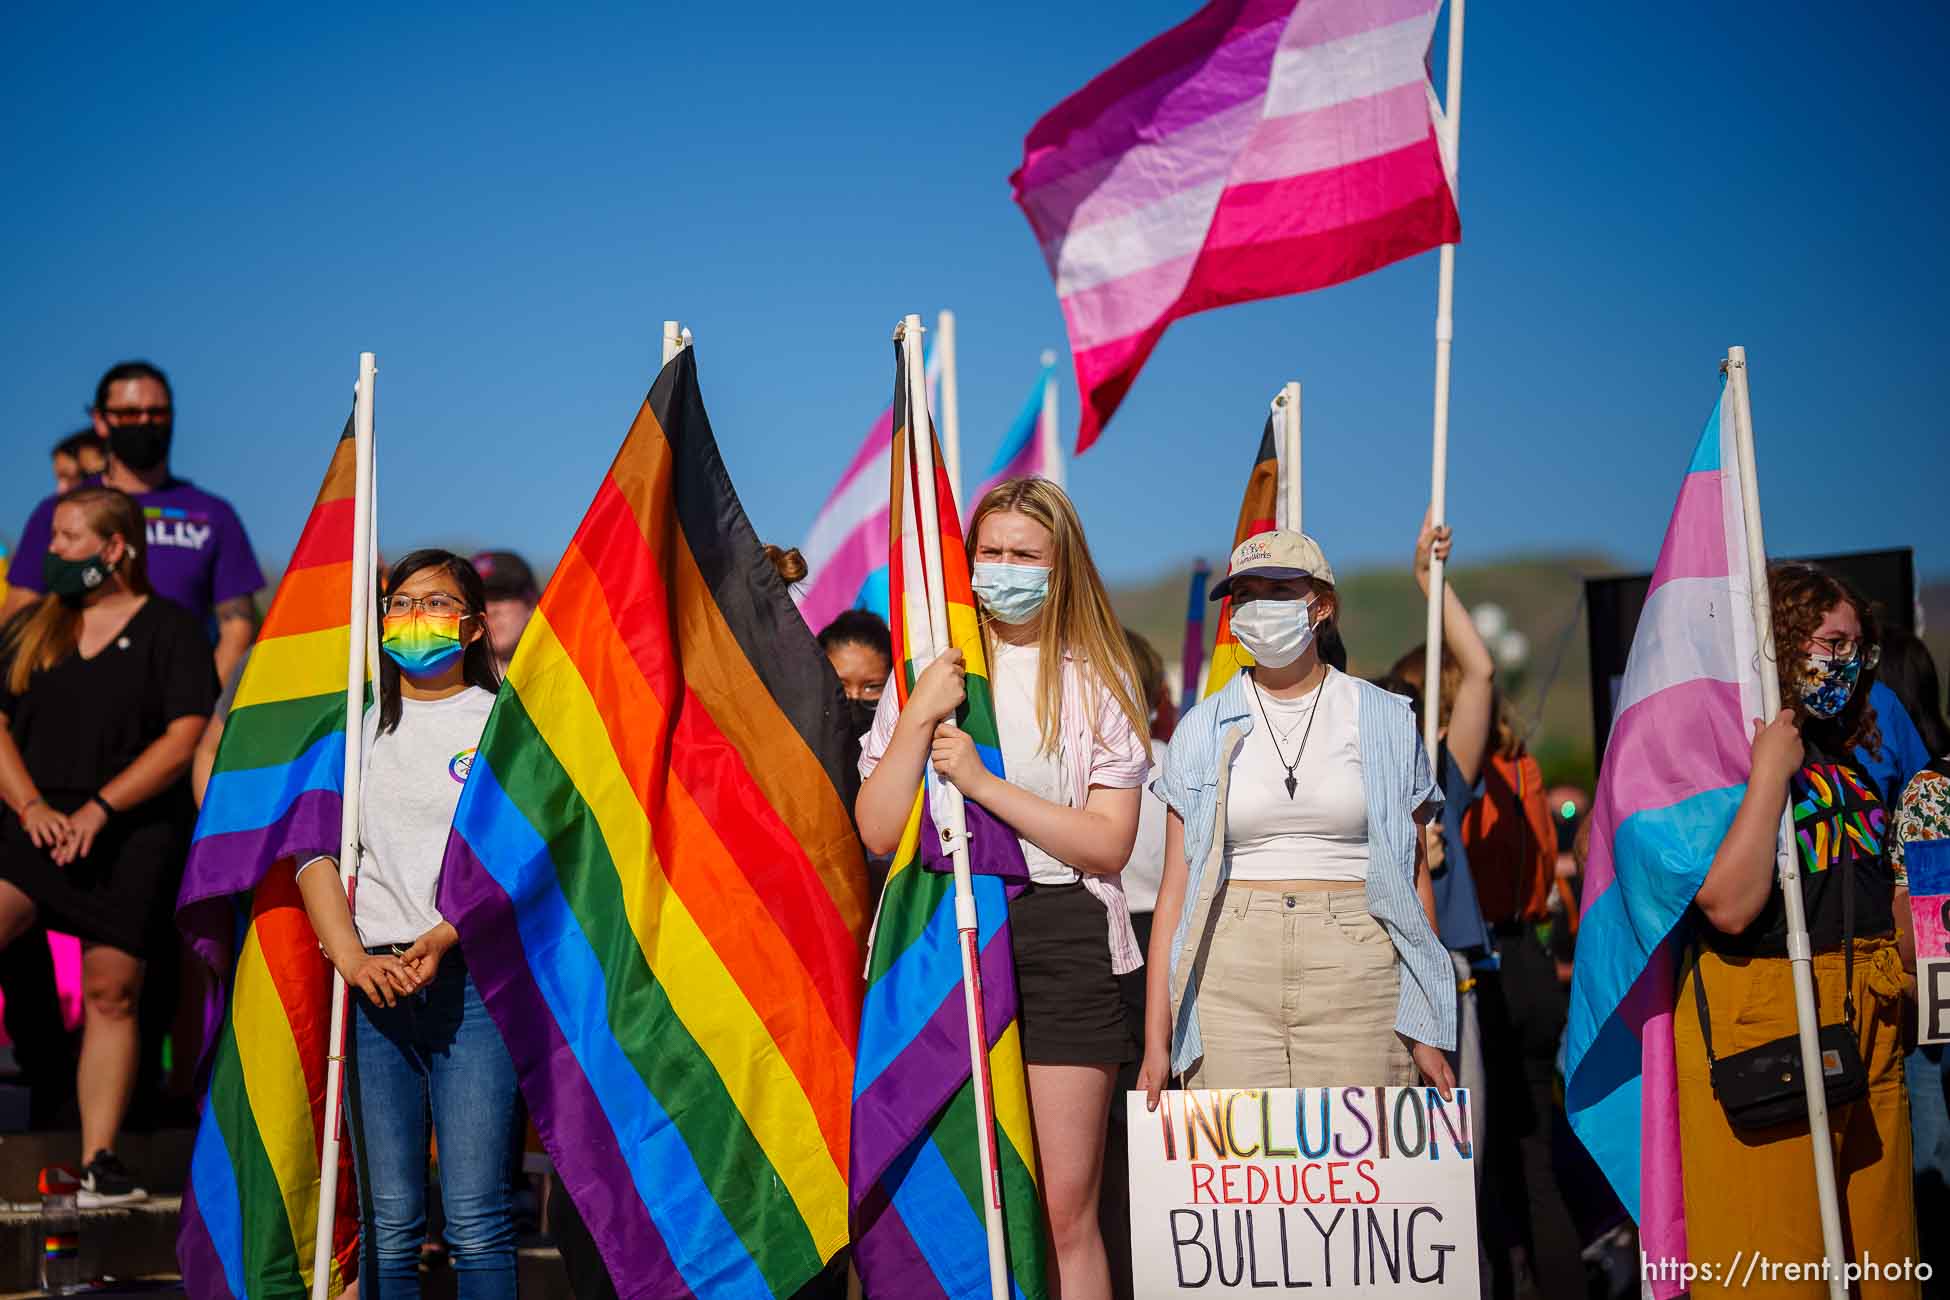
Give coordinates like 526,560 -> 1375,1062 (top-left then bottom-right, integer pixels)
1008,881 -> 1134,1066
0,788 -> 190,956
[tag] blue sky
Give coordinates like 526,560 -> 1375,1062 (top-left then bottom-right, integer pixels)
5,2 -> 1946,594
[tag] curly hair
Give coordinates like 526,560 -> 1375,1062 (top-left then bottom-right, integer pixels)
1768,562 -> 1881,758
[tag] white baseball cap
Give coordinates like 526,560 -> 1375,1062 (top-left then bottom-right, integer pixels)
1209,529 -> 1335,600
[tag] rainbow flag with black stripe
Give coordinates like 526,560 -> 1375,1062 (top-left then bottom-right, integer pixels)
848,338 -> 1049,1300
1204,413 -> 1278,696
437,347 -> 869,1299
177,416 -> 361,1299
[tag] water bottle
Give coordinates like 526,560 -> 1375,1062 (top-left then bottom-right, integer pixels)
38,1166 -> 82,1295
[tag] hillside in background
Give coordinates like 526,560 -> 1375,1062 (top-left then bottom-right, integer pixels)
1113,557 -> 1950,796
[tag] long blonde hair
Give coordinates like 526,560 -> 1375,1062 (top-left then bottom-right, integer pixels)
966,478 -> 1148,752
5,488 -> 151,696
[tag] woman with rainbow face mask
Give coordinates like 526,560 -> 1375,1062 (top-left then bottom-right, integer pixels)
295,549 -> 517,1300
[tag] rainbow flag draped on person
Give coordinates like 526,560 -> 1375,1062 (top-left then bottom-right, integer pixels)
437,347 -> 870,1299
848,339 -> 1049,1300
1204,414 -> 1280,695
176,417 -> 362,1299
1564,389 -> 1761,1298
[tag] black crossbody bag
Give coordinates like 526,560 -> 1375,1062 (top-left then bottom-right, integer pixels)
1693,849 -> 1869,1131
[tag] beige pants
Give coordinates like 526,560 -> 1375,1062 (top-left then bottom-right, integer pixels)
1183,886 -> 1419,1090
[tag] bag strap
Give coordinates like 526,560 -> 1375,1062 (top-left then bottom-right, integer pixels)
1691,947 -> 1719,1067
1842,830 -> 1857,1028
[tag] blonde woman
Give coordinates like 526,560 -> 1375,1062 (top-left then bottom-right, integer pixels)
857,478 -> 1150,1300
0,488 -> 214,1204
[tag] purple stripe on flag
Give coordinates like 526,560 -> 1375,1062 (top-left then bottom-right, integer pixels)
176,1186 -> 233,1300
179,789 -> 342,922
440,834 -> 683,1300
1016,1 -> 1290,198
1647,472 -> 1730,592
852,1180 -> 952,1300
917,799 -> 1031,883
849,922 -> 1019,1198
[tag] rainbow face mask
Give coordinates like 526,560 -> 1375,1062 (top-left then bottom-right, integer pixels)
381,611 -> 467,677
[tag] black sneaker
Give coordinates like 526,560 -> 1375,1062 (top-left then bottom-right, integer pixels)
77,1150 -> 147,1208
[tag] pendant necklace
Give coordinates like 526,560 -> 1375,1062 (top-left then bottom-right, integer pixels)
1251,671 -> 1327,799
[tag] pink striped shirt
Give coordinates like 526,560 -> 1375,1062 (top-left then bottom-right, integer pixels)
859,650 -> 1151,974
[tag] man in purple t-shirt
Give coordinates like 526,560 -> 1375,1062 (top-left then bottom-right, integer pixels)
3,360 -> 264,683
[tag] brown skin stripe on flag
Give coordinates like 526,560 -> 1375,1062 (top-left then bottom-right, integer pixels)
608,351 -> 870,942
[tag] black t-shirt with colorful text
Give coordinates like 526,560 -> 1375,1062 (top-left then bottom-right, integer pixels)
1705,745 -> 1896,955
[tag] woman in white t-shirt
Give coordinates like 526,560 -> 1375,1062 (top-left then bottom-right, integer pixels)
857,478 -> 1150,1300
296,549 -> 515,1300
1140,529 -> 1460,1106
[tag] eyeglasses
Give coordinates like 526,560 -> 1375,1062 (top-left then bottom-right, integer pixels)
383,593 -> 472,619
100,406 -> 173,423
1806,635 -> 1879,668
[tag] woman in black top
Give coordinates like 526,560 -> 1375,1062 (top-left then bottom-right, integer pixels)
1677,562 -> 1916,1293
0,487 -> 214,1206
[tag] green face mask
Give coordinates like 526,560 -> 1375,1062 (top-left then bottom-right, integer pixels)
42,551 -> 113,602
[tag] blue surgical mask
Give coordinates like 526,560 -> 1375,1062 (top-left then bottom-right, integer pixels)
1799,655 -> 1861,720
1229,596 -> 1317,669
971,562 -> 1051,625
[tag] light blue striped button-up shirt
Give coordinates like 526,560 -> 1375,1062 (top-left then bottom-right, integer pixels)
1154,670 -> 1459,1073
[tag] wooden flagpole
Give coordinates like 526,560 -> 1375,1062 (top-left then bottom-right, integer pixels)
662,321 -> 684,367
310,352 -> 377,1300
900,314 -> 1010,1300
1726,346 -> 1850,1300
1421,0 -> 1465,762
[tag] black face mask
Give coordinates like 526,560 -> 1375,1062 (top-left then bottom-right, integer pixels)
843,697 -> 880,740
107,421 -> 172,471
43,551 -> 114,603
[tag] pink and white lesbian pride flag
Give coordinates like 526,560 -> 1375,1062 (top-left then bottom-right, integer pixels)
1013,0 -> 1459,452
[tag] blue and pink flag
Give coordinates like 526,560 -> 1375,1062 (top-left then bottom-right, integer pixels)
1564,389 -> 1764,1296
795,349 -> 938,635
971,359 -> 1058,503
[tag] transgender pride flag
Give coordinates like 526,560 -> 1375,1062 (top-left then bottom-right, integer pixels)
1012,0 -> 1459,452
1564,389 -> 1765,1297
796,349 -> 938,635
971,358 -> 1057,504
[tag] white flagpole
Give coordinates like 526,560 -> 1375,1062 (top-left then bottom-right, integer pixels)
901,314 -> 1010,1300
1726,346 -> 1850,1300
311,351 -> 377,1300
939,310 -> 962,508
1274,381 -> 1301,533
1039,349 -> 1063,491
1421,0 -> 1465,762
662,320 -> 683,367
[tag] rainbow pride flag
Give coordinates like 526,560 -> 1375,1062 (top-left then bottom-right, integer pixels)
1565,388 -> 1761,1297
971,359 -> 1057,505
848,338 -> 1049,1300
1204,413 -> 1280,696
177,417 -> 362,1299
437,348 -> 870,1299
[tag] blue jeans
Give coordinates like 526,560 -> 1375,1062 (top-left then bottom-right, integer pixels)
347,956 -> 518,1299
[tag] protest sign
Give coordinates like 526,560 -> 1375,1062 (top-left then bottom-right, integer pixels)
1911,839 -> 1950,1045
1127,1088 -> 1478,1298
